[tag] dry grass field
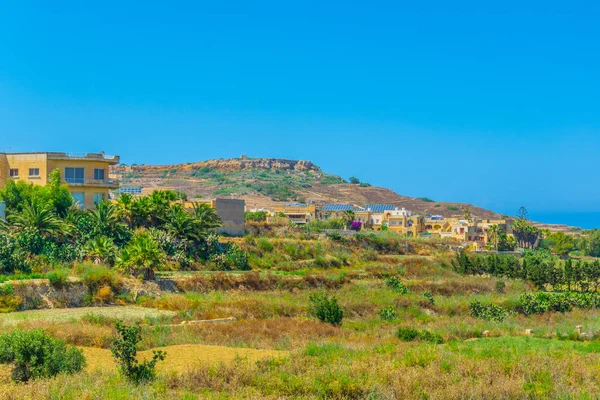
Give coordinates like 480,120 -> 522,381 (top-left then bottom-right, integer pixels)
0,235 -> 599,398
0,306 -> 176,327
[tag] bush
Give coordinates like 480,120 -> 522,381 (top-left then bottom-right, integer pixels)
385,276 -> 410,294
495,280 -> 506,293
423,292 -> 434,305
47,268 -> 69,287
469,300 -> 514,322
0,283 -> 21,313
78,264 -> 118,291
257,239 -> 274,253
308,292 -> 344,326
396,328 -> 444,344
517,292 -> 600,315
0,329 -> 85,382
379,306 -> 397,321
112,321 -> 166,384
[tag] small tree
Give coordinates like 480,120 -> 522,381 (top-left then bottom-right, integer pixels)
111,321 -> 166,384
349,176 -> 360,184
308,292 -> 343,326
117,232 -> 165,280
0,329 -> 85,382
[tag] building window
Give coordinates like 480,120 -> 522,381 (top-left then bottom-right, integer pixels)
93,168 -> 105,180
9,169 -> 18,178
29,168 -> 40,177
65,167 -> 85,184
93,193 -> 105,204
72,192 -> 85,209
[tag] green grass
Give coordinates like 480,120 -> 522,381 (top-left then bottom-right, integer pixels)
0,306 -> 176,327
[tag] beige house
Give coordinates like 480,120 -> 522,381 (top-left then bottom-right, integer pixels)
0,152 -> 120,209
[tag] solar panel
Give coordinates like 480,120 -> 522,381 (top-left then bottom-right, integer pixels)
322,204 -> 353,211
120,187 -> 143,194
364,204 -> 395,213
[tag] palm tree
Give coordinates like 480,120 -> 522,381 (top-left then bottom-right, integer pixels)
84,236 -> 118,266
164,205 -> 200,241
342,210 -> 355,228
191,203 -> 221,233
115,193 -> 134,228
489,224 -> 500,252
462,209 -> 472,221
88,201 -> 129,243
117,232 -> 164,280
8,199 -> 69,237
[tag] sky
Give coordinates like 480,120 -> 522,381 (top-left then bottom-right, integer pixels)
0,1 -> 599,223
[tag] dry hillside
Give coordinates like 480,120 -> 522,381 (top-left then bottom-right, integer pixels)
112,157 -> 503,219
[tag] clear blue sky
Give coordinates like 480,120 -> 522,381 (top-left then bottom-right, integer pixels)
1,1 -> 599,220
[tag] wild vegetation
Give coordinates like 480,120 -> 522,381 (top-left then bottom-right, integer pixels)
1,181 -> 600,398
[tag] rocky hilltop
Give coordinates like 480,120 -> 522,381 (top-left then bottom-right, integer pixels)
193,157 -> 320,173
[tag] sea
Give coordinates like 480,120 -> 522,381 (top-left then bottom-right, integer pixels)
528,212 -> 600,230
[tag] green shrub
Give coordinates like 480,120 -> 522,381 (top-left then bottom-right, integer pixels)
0,329 -> 85,382
224,244 -> 250,270
257,239 -> 274,253
396,328 -> 444,344
495,280 -> 506,293
469,300 -> 514,322
423,292 -> 434,305
78,264 -> 118,291
517,292 -> 600,315
0,283 -> 21,313
379,306 -> 397,321
47,269 -> 69,287
111,321 -> 166,384
385,276 -> 410,294
308,292 -> 344,326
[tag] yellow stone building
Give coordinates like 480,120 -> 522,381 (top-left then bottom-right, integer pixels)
274,203 -> 316,224
0,152 -> 120,209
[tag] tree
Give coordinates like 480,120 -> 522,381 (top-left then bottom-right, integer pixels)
45,169 -> 74,216
117,232 -> 165,280
462,209 -> 472,221
116,193 -> 134,229
7,199 -> 69,237
111,321 -> 165,384
549,232 -> 576,258
489,224 -> 500,252
164,205 -> 200,242
349,176 -> 360,184
191,203 -> 222,233
517,206 -> 529,220
342,210 -> 355,228
88,201 -> 129,244
0,329 -> 85,382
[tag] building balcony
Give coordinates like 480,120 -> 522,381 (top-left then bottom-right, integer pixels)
65,178 -> 120,189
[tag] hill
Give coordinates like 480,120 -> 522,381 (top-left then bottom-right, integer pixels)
112,156 -> 503,219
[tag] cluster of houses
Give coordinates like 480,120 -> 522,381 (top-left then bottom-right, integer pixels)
0,151 -> 511,246
255,202 -> 512,247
